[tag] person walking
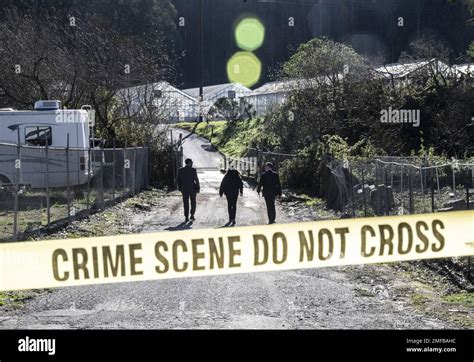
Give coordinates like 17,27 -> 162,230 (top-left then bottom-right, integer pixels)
177,158 -> 200,222
257,162 -> 282,224
219,167 -> 244,226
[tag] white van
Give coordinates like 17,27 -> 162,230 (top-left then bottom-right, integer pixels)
0,100 -> 94,189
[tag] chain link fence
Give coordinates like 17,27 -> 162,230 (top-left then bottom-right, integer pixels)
225,151 -> 473,281
338,158 -> 474,217
0,143 -> 149,242
337,157 -> 474,283
219,150 -> 473,217
228,147 -> 297,181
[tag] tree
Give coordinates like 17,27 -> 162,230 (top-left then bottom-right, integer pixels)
0,6 -> 175,141
0,2 -> 179,187
207,97 -> 254,124
399,35 -> 452,64
266,37 -> 382,153
263,36 -> 473,158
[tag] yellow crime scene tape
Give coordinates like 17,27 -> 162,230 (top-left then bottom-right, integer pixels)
1,211 -> 473,292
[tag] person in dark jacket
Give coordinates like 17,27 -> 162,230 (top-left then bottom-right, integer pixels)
177,158 -> 200,222
219,167 -> 243,226
257,162 -> 282,224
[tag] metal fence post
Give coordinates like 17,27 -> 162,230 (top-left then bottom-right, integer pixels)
383,166 -> 390,216
45,133 -> 51,227
452,163 -> 456,197
256,149 -> 262,182
123,141 -> 128,196
144,147 -> 149,188
375,161 -> 381,215
361,166 -> 367,217
466,182 -> 470,210
86,147 -> 91,214
466,182 -> 469,210
112,138 -> 116,202
472,166 -> 474,189
66,134 -> 71,219
431,169 -> 435,213
170,130 -> 176,189
435,166 -> 440,195
390,165 -> 393,189
147,147 -> 150,188
422,157 -> 427,191
172,147 -> 177,189
13,128 -> 21,241
349,163 -> 355,218
132,147 -> 137,195
138,147 -> 144,191
99,147 -> 104,209
420,166 -> 425,213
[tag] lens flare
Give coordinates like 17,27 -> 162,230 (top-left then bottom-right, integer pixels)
227,51 -> 262,88
235,17 -> 265,51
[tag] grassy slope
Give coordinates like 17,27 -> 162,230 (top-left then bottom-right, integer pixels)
177,119 -> 263,157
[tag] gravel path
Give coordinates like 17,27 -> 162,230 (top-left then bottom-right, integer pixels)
0,130 -> 457,329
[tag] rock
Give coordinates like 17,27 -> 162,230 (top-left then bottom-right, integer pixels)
373,285 -> 390,299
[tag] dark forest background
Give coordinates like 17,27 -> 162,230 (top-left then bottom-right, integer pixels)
1,0 -> 472,89
174,0 -> 473,88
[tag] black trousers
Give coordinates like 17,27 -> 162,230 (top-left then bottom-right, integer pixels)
182,192 -> 197,218
226,194 -> 239,221
264,194 -> 276,223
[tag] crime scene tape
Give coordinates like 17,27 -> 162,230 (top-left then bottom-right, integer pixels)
0,211 -> 473,292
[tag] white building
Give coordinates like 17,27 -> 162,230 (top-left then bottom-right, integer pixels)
118,81 -> 199,123
116,61 -> 470,123
245,60 -> 466,117
243,79 -> 300,117
182,83 -> 252,115
452,63 -> 474,78
374,59 -> 452,86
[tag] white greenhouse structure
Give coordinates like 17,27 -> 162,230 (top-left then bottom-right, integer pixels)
118,81 -> 199,123
243,79 -> 307,117
373,59 -> 452,86
182,83 -> 252,114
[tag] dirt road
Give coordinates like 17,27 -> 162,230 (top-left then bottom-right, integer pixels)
0,130 -> 457,329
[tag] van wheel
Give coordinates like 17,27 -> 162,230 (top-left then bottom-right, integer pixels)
0,175 -> 14,201
0,175 -> 12,187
